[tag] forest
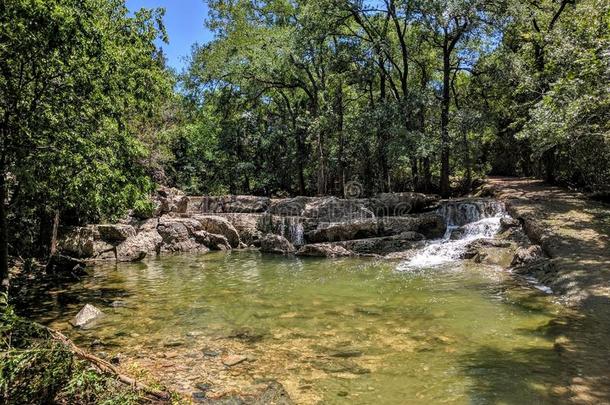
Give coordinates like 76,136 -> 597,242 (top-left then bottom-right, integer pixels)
1,0 -> 609,280
2,1 -> 610,403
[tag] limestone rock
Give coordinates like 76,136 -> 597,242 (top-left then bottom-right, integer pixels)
512,245 -> 545,267
302,197 -> 374,222
369,192 -> 439,216
306,219 -> 378,243
97,224 -> 136,242
116,230 -> 163,262
337,233 -> 425,255
260,234 -> 296,254
296,243 -> 353,257
71,304 -> 104,328
198,195 -> 270,213
193,231 -> 231,250
379,214 -> 446,239
194,215 -> 241,248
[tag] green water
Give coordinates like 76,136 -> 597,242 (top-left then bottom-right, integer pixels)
31,251 -> 571,404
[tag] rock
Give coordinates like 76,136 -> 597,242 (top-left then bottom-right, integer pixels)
58,226 -> 115,259
216,213 -> 264,245
302,197 -> 374,222
228,327 -> 266,343
154,187 -> 189,216
268,196 -> 312,216
157,218 -> 208,253
194,215 -> 241,248
306,219 -> 378,243
222,354 -> 248,366
260,234 -> 296,254
500,217 -> 521,232
116,230 -> 163,261
46,254 -> 87,275
511,245 -> 545,267
379,214 -> 446,239
71,304 -> 104,328
254,381 -> 293,405
97,224 -> 136,242
369,192 -> 439,216
193,231 -> 232,250
197,195 -> 271,213
296,244 -> 353,257
337,233 -> 424,255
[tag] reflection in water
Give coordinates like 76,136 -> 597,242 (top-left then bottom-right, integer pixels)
23,252 -> 574,404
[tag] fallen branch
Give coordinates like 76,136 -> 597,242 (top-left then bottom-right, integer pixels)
46,327 -> 171,402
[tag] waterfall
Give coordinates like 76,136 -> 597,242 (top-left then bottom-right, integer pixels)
398,199 -> 506,270
275,216 -> 305,246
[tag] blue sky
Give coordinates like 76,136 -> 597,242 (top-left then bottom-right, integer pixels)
127,0 -> 213,72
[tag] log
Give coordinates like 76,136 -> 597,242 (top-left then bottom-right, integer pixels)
47,328 -> 171,401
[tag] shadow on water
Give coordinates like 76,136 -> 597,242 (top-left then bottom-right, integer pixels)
461,288 -> 610,404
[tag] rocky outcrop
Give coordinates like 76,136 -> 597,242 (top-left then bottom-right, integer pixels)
191,195 -> 270,213
306,219 -> 378,243
193,215 -> 241,248
296,243 -> 353,257
154,187 -> 189,216
57,190 -> 448,263
336,232 -> 424,255
260,234 -> 296,254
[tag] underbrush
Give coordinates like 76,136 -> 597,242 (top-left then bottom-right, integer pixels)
0,293 -> 142,404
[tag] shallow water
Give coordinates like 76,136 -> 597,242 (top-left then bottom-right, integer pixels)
25,250 -> 577,404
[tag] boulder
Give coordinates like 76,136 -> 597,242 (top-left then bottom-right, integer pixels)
379,214 -> 445,239
116,230 -> 163,262
296,243 -> 353,257
337,233 -> 425,255
500,217 -> 521,232
511,245 -> 545,267
306,219 -> 379,243
58,226 -> 115,260
71,304 -> 104,328
157,218 -> 207,253
302,197 -> 374,222
155,187 -> 189,216
260,234 -> 296,254
97,224 -> 136,242
198,195 -> 271,213
193,231 -> 231,250
194,215 -> 241,248
369,192 -> 439,216
46,254 -> 87,276
216,213 -> 264,245
268,196 -> 312,216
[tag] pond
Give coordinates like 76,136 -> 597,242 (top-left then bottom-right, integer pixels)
26,251 -> 572,404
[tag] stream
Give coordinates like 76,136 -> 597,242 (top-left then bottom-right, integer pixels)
20,199 -> 581,404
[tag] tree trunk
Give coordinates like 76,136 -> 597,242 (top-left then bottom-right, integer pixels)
0,161 -> 8,289
422,157 -> 432,192
543,147 -> 557,184
411,158 -> 419,191
50,210 -> 59,256
440,49 -> 451,198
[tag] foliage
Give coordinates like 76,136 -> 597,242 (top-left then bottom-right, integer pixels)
0,293 -> 142,404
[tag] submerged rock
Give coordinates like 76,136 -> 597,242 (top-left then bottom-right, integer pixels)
71,304 -> 104,328
222,354 -> 248,367
259,234 -> 296,254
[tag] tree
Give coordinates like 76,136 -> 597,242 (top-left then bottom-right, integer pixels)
0,0 -> 172,285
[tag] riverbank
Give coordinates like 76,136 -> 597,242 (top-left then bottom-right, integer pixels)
481,176 -> 610,403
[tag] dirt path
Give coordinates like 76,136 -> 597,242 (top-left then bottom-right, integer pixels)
485,177 -> 610,305
484,177 -> 610,404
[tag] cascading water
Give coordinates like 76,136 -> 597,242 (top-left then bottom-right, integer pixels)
398,199 -> 507,270
275,217 -> 305,246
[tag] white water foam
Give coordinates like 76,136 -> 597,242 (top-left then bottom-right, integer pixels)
398,200 -> 507,271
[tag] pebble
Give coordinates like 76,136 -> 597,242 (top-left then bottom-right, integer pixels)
222,355 -> 248,366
